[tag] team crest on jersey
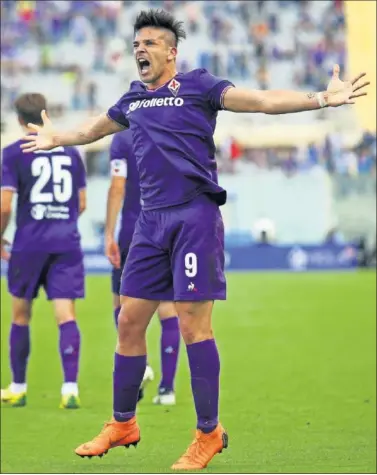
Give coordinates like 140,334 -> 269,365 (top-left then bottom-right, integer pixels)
168,78 -> 180,97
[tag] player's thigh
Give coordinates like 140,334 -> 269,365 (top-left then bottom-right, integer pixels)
44,250 -> 85,301
7,251 -> 47,301
11,296 -> 33,326
121,220 -> 173,301
171,195 -> 226,302
157,301 -> 177,320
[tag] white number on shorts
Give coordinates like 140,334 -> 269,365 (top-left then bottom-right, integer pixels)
30,156 -> 73,204
185,252 -> 197,277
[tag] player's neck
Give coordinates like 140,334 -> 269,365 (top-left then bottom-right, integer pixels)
145,68 -> 177,91
22,125 -> 39,135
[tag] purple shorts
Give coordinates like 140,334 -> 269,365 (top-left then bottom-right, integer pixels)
7,250 -> 85,301
120,194 -> 226,301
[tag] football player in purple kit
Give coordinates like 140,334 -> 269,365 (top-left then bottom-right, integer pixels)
1,93 -> 86,409
20,9 -> 369,470
106,129 -> 180,405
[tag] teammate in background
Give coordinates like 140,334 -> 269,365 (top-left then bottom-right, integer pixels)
20,8 -> 369,470
1,93 -> 86,409
106,129 -> 180,405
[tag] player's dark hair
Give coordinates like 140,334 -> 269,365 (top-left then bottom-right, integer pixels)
133,9 -> 186,46
14,93 -> 47,125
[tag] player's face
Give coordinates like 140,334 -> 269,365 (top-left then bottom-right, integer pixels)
133,27 -> 176,84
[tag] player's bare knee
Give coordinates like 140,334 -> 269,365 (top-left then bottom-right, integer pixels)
12,297 -> 32,325
12,310 -> 31,326
118,296 -> 158,333
177,301 -> 213,344
117,298 -> 156,340
117,312 -> 146,345
179,322 -> 213,345
53,299 -> 76,325
157,301 -> 177,320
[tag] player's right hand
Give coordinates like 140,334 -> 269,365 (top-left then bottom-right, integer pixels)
1,238 -> 11,261
105,236 -> 121,269
20,110 -> 57,153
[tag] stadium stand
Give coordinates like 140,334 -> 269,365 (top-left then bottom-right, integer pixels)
1,0 -> 375,250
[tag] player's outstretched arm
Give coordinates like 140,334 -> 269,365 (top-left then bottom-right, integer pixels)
20,111 -> 126,153
223,65 -> 369,114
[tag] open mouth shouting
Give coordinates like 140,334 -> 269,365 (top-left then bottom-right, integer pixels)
137,58 -> 151,77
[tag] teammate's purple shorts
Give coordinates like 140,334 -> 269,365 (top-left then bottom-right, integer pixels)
120,194 -> 226,301
7,250 -> 85,301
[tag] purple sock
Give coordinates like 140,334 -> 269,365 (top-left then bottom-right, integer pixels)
114,306 -> 121,328
187,339 -> 220,434
159,317 -> 180,392
113,353 -> 146,422
59,321 -> 81,383
10,324 -> 30,384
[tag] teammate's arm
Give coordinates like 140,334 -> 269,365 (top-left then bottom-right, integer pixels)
105,155 -> 127,269
20,111 -> 127,153
223,65 -> 369,114
106,176 -> 125,239
0,189 -> 13,260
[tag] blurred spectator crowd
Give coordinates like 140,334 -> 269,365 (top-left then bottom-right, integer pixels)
216,130 -> 376,183
2,0 -> 375,188
1,0 -> 346,111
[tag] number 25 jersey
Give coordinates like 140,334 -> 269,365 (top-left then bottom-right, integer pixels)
1,140 -> 86,252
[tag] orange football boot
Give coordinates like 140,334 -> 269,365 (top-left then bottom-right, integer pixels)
171,423 -> 228,470
75,417 -> 140,458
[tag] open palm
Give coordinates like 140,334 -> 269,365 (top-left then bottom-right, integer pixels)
326,64 -> 370,107
20,110 -> 57,153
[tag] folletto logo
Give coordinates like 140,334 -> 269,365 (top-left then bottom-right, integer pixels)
128,97 -> 184,113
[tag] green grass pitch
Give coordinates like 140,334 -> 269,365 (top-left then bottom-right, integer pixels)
1,272 -> 376,473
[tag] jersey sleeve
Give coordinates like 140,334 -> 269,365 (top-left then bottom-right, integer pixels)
76,151 -> 87,190
109,134 -> 128,178
198,69 -> 235,111
69,147 -> 86,189
1,147 -> 18,191
107,95 -> 130,129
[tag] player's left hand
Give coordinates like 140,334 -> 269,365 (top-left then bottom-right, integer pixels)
325,64 -> 370,107
1,238 -> 11,261
105,235 -> 121,269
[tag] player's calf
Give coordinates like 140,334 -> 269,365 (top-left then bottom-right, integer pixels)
174,301 -> 226,468
2,298 -> 31,407
54,299 -> 81,408
155,307 -> 180,404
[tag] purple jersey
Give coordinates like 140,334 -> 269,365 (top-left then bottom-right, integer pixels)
1,140 -> 86,252
109,130 -> 141,249
107,69 -> 234,210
